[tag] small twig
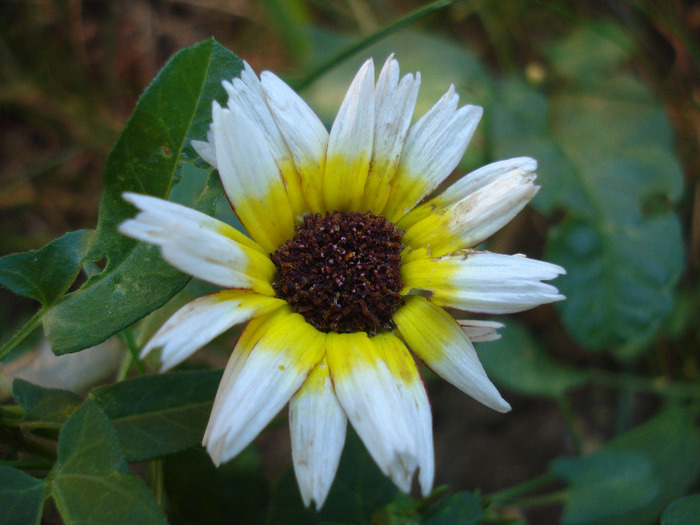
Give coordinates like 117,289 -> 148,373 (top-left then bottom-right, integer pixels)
293,0 -> 467,91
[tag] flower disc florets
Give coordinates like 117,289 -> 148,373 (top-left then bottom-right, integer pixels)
271,211 -> 404,335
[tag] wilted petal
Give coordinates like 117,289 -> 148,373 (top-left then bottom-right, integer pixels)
400,158 -> 539,255
457,319 -> 505,342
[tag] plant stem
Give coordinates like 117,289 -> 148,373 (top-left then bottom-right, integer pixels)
557,395 -> 582,455
119,328 -> 145,377
0,308 -> 44,362
487,472 -> 558,505
293,0 -> 467,91
589,370 -> 700,399
0,405 -> 24,420
509,489 -> 569,509
148,458 -> 166,509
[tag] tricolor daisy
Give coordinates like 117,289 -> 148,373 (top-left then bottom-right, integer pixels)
119,56 -> 565,508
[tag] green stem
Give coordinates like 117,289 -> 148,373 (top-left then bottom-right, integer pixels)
0,308 -> 45,362
292,0 -> 467,91
416,484 -> 449,512
0,405 -> 24,420
487,472 -> 558,505
148,458 -> 166,509
474,3 -> 517,73
509,489 -> 569,509
557,395 -> 582,455
119,328 -> 145,377
589,370 -> 700,399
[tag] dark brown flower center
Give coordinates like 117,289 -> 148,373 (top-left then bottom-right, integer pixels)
271,211 -> 404,335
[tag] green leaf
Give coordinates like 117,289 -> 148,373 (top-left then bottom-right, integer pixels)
164,447 -> 269,525
13,379 -> 82,428
661,494 -> 700,525
0,466 -> 45,525
552,450 -> 660,525
0,230 -> 93,307
0,230 -> 94,361
48,400 -> 167,525
490,24 -> 685,351
90,370 -> 222,461
42,39 -> 242,355
266,429 -> 398,524
476,322 -> 587,398
604,406 -> 700,525
555,406 -> 700,525
421,492 -> 483,524
373,493 -> 421,525
547,216 -> 683,351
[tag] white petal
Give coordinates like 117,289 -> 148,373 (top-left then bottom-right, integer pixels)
361,55 -> 421,214
440,157 -> 537,204
289,359 -> 347,509
326,331 -> 434,495
401,161 -> 539,255
398,157 -> 537,230
222,62 -> 292,166
374,332 -> 434,495
324,59 -> 375,212
119,193 -> 274,293
394,296 -> 511,413
261,71 -> 329,212
203,307 -> 325,465
212,102 -> 296,251
222,63 -> 308,219
404,252 -> 566,314
141,290 -> 285,371
383,86 -> 482,222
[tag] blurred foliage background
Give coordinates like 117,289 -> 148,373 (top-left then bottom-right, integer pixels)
1,0 -> 699,523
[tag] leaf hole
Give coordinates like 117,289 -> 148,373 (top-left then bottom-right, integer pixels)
92,256 -> 108,273
67,256 -> 107,293
68,272 -> 87,293
640,191 -> 673,218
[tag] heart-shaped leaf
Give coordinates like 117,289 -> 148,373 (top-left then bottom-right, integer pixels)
49,401 -> 168,524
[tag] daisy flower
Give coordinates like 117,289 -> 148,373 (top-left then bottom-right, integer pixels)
119,56 -> 565,508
